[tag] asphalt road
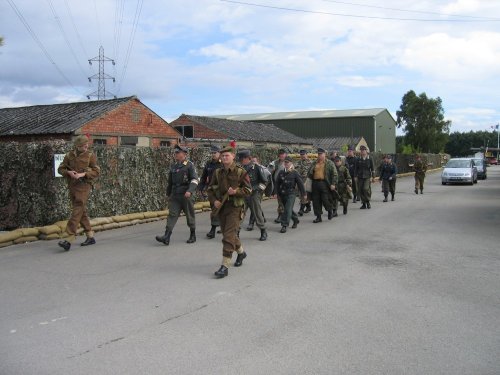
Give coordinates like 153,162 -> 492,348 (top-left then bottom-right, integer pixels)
1,167 -> 499,375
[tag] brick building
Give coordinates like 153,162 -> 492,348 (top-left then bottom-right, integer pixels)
0,96 -> 180,147
170,114 -> 313,150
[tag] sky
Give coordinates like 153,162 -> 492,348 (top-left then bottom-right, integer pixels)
1,0 -> 500,135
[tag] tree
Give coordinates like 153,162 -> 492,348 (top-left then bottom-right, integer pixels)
396,90 -> 451,153
0,36 -> 4,47
445,130 -> 497,157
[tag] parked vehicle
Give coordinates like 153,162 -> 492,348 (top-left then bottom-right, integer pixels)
486,157 -> 498,165
473,158 -> 487,179
441,158 -> 478,185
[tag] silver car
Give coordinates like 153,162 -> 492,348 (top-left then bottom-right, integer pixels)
441,158 -> 478,185
473,158 -> 487,180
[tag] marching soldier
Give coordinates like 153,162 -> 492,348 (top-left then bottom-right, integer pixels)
199,145 -> 222,239
355,145 -> 375,209
307,148 -> 338,223
345,146 -> 358,203
412,154 -> 427,194
155,145 -> 199,246
275,156 -> 307,233
239,150 -> 268,241
57,135 -> 100,251
208,146 -> 252,279
333,156 -> 352,215
270,149 -> 287,223
378,154 -> 397,202
296,149 -> 312,216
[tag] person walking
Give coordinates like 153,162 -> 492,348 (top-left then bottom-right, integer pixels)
296,149 -> 312,216
333,156 -> 352,214
199,145 -> 222,239
412,154 -> 427,194
378,154 -> 397,202
155,145 -> 199,246
275,156 -> 307,233
57,135 -> 100,251
239,150 -> 268,241
208,146 -> 252,279
345,146 -> 358,203
270,149 -> 287,223
307,148 -> 338,223
355,145 -> 375,209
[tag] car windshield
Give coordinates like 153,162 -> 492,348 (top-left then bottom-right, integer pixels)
446,160 -> 470,168
473,159 -> 484,166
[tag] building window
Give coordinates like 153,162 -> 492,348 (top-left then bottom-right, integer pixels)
93,139 -> 107,145
160,140 -> 171,147
131,108 -> 141,123
174,125 -> 194,138
121,136 -> 138,147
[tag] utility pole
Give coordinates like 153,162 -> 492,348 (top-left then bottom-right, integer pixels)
87,46 -> 116,100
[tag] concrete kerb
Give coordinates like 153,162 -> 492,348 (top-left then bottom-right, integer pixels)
0,170 -> 441,249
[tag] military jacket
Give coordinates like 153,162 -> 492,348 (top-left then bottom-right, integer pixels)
345,155 -> 358,178
413,160 -> 427,175
167,160 -> 199,196
199,159 -> 222,191
207,162 -> 252,208
243,162 -> 268,191
276,169 -> 306,197
307,159 -> 338,186
378,162 -> 397,180
271,159 -> 286,183
335,165 -> 352,199
355,156 -> 375,179
295,158 -> 312,181
58,149 -> 100,187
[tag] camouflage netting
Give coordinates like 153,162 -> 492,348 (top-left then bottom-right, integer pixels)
0,141 -> 446,230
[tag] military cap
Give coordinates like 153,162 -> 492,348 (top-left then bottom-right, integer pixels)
333,156 -> 342,162
347,145 -> 354,151
74,135 -> 89,146
220,146 -> 235,154
210,145 -> 221,153
175,145 -> 188,153
284,156 -> 293,163
317,147 -> 326,154
238,149 -> 251,159
299,149 -> 307,155
278,148 -> 287,154
359,145 -> 367,150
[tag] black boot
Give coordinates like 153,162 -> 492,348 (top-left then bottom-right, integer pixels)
58,240 -> 71,251
187,229 -> 196,243
280,226 -> 287,233
246,222 -> 254,231
360,203 -> 367,209
352,196 -> 357,203
298,204 -> 304,216
328,210 -> 334,220
313,215 -> 322,223
383,194 -> 388,202
304,203 -> 311,213
274,215 -> 281,223
391,193 -> 395,201
206,225 -> 216,239
343,203 -> 348,215
234,252 -> 247,267
414,188 -> 418,194
420,189 -> 423,194
214,265 -> 228,278
292,218 -> 299,228
155,230 -> 172,245
367,202 -> 371,209
259,229 -> 267,241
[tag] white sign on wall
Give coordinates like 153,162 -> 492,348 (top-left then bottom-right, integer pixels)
54,154 -> 65,177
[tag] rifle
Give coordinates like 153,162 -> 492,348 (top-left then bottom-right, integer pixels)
210,191 -> 229,219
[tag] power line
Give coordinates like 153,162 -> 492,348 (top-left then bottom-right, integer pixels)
63,0 -> 89,59
113,0 -> 126,63
6,0 -> 82,95
46,0 -> 88,80
116,0 -> 144,95
93,0 -> 102,47
219,0 -> 500,22
321,0 -> 500,21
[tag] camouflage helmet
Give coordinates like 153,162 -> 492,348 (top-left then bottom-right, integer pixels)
73,135 -> 89,146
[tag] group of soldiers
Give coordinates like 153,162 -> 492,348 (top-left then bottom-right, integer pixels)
56,136 -> 427,279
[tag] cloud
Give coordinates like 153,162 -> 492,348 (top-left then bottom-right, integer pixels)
336,75 -> 394,88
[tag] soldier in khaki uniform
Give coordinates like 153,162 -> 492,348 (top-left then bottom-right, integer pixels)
296,149 -> 312,216
413,154 -> 427,194
208,146 -> 252,278
57,135 -> 100,251
333,156 -> 352,214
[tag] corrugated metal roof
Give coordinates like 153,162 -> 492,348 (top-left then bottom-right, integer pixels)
306,137 -> 363,151
182,115 -> 313,145
0,96 -> 136,136
213,108 -> 387,121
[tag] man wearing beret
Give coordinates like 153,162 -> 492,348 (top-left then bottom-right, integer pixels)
296,149 -> 312,216
57,135 -> 100,251
156,145 -> 199,246
307,147 -> 338,223
208,146 -> 252,278
355,145 -> 375,209
239,149 -> 268,241
199,145 -> 223,239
